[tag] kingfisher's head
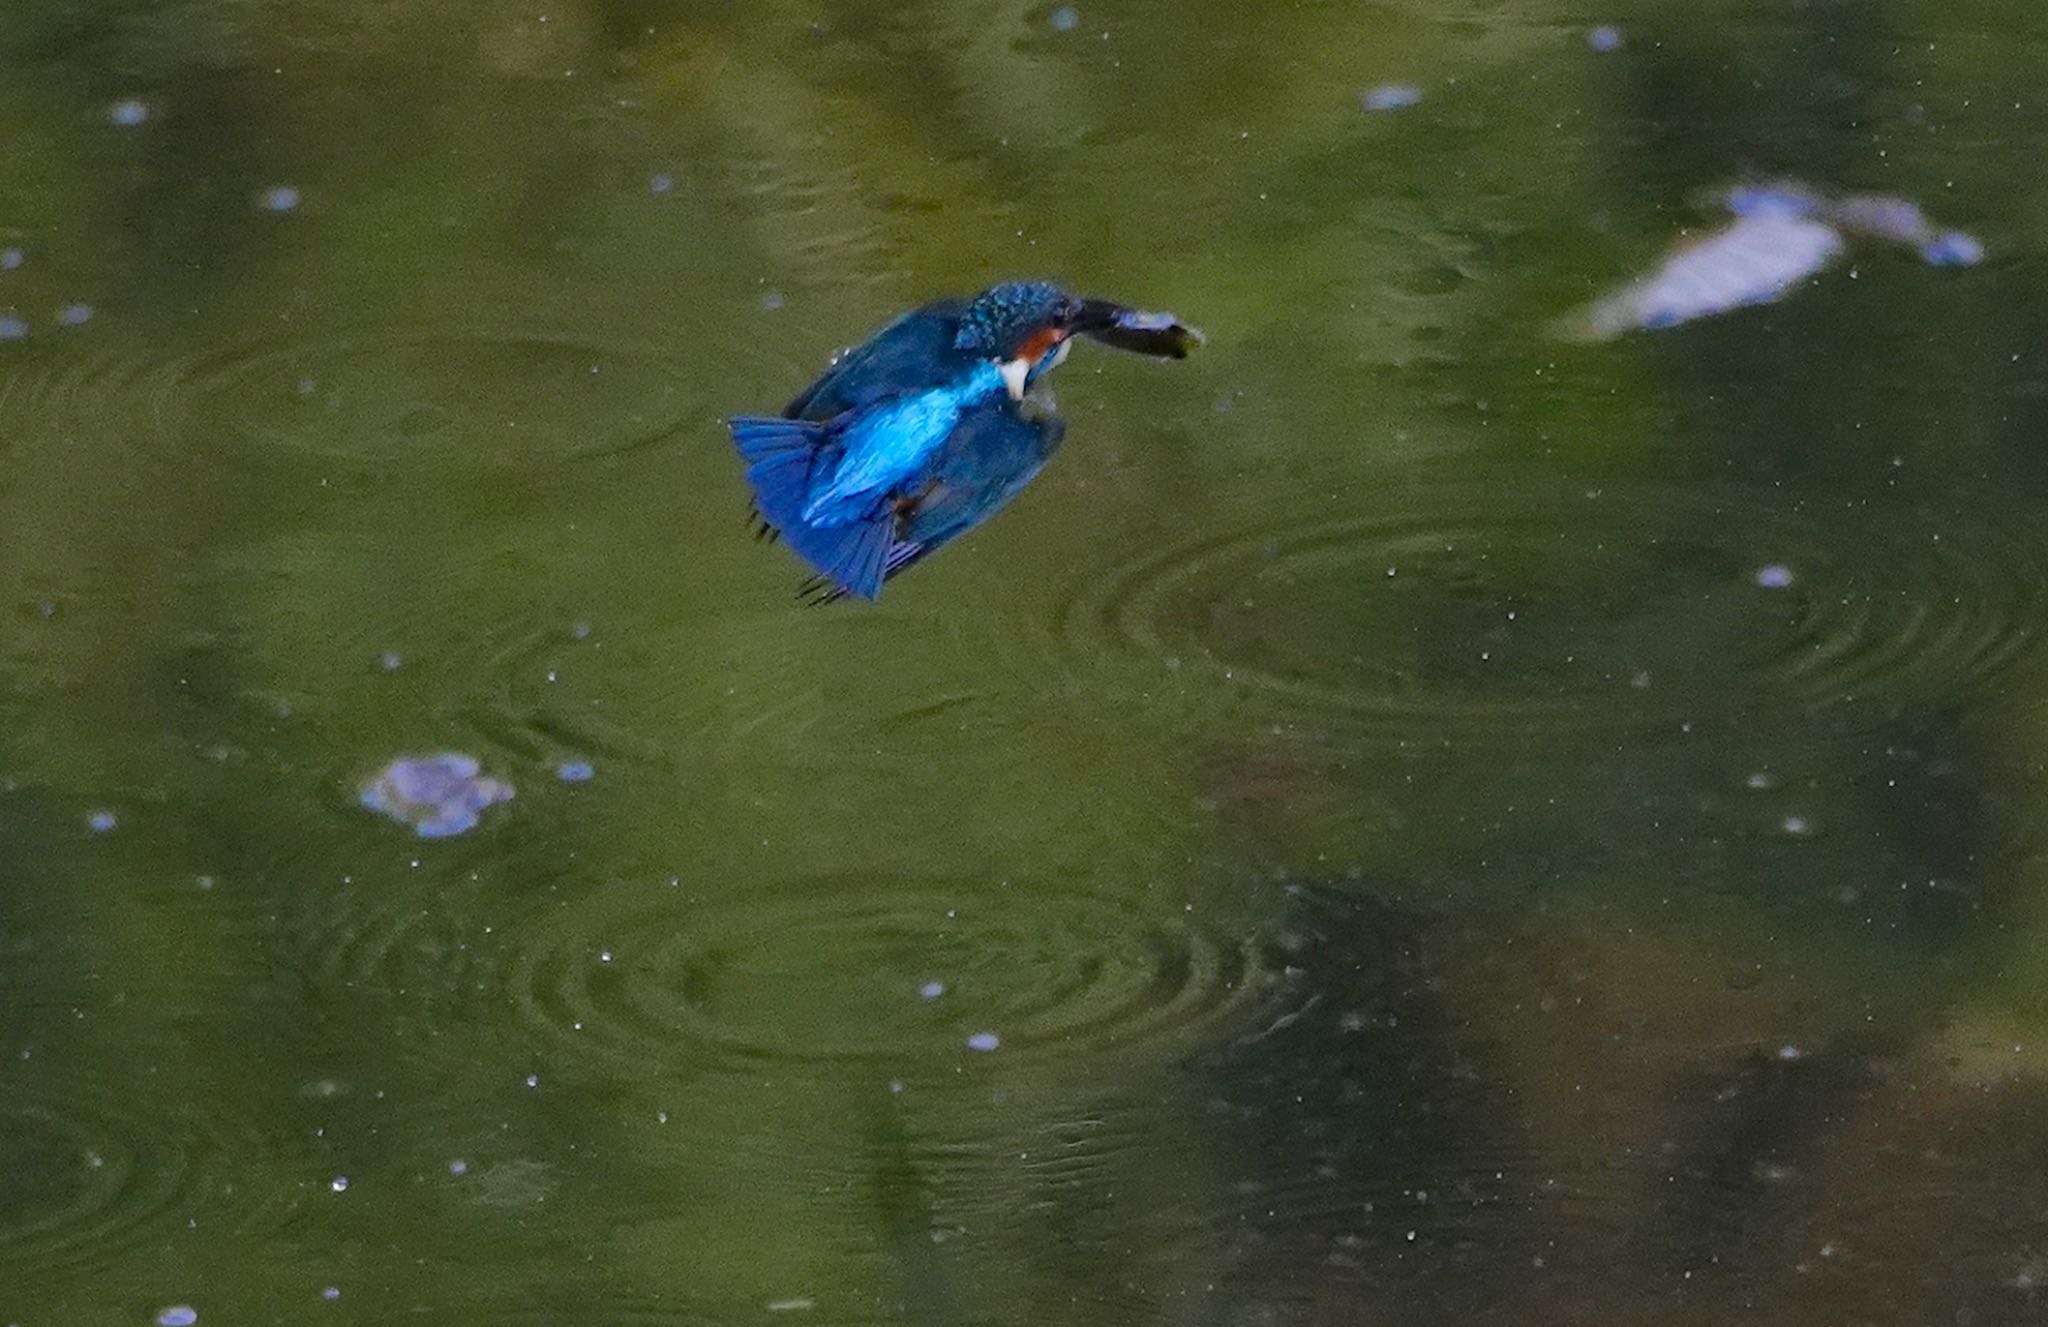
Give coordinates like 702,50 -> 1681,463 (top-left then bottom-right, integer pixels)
956,280 -> 1086,400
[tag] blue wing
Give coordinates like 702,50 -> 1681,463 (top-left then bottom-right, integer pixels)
784,299 -> 970,422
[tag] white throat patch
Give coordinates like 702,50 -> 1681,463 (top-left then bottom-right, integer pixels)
998,356 -> 1032,401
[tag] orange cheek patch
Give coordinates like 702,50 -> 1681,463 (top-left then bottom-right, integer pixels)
1015,328 -> 1064,363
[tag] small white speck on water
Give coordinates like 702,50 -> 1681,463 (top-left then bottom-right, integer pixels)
1746,771 -> 1776,790
1048,5 -> 1080,32
1755,564 -> 1795,589
260,184 -> 301,212
87,810 -> 117,834
966,1032 -> 1000,1052
1778,1044 -> 1804,1061
765,1299 -> 815,1313
919,980 -> 945,1000
57,303 -> 93,326
109,98 -> 150,126
1781,814 -> 1812,837
321,1287 -> 340,1302
1587,24 -> 1623,51
448,1159 -> 467,1175
157,1307 -> 198,1327
648,171 -> 676,194
525,1073 -> 540,1088
329,1175 -> 349,1193
379,651 -> 402,671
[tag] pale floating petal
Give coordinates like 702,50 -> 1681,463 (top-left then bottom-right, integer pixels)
1564,213 -> 1845,340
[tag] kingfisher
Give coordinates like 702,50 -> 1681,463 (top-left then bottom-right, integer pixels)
728,280 -> 1201,601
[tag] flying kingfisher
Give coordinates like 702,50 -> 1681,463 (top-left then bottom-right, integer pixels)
728,280 -> 1201,601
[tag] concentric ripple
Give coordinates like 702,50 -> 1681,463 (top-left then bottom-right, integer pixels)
177,326 -> 692,467
1062,482 -> 2048,742
0,1082 -> 303,1275
507,877 -> 1270,1077
0,321 -> 730,477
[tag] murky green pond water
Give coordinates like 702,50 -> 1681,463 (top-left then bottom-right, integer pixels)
5,0 -> 2048,1323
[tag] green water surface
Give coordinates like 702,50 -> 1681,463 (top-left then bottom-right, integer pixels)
3,1 -> 2047,1323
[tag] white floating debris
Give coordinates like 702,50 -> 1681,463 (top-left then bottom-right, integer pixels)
919,980 -> 945,1001
359,754 -> 513,838
1048,5 -> 1080,32
1567,212 -> 1844,340
330,1175 -> 349,1193
766,1299 -> 815,1313
87,809 -> 117,834
1361,84 -> 1423,113
157,1307 -> 199,1327
966,1031 -> 1000,1052
1755,564 -> 1795,589
1562,178 -> 1984,339
108,98 -> 150,127
260,185 -> 302,213
1587,25 -> 1623,51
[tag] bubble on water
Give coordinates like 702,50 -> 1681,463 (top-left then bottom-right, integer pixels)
0,314 -> 27,340
570,621 -> 592,640
321,1287 -> 340,1302
0,248 -> 22,270
379,650 -> 403,671
1360,83 -> 1423,112
329,1175 -> 349,1192
448,1159 -> 468,1175
259,185 -> 301,213
648,172 -> 675,195
1755,564 -> 1795,588
1777,1044 -> 1804,1060
524,1073 -> 539,1088
57,303 -> 92,327
1586,24 -> 1623,51
919,980 -> 945,1001
108,98 -> 150,126
760,290 -> 786,313
1048,4 -> 1080,30
1745,771 -> 1776,791
556,760 -> 594,783
1780,815 -> 1812,837
87,810 -> 117,834
157,1308 -> 198,1327
359,754 -> 514,838
966,1031 -> 1000,1052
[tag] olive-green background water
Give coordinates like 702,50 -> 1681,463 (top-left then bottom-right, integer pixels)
4,0 -> 2048,1323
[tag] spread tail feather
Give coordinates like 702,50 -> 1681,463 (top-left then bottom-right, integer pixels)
782,511 -> 894,601
728,415 -> 892,601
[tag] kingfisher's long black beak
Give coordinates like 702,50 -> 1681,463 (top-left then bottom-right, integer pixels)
1072,298 -> 1206,359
